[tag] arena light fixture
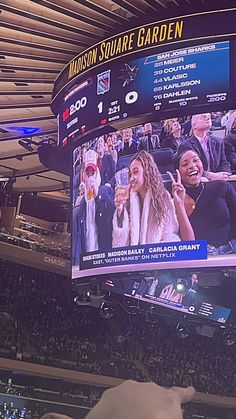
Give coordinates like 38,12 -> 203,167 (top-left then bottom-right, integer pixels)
99,301 -> 114,319
73,292 -> 91,306
176,322 -> 190,339
15,155 -> 23,161
18,139 -> 34,152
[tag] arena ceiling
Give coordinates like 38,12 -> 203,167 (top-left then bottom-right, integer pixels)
0,0 -> 232,192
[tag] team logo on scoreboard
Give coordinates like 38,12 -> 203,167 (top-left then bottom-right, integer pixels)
119,63 -> 139,87
97,70 -> 111,95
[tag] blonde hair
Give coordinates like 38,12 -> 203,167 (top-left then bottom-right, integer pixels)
130,151 -> 169,227
163,119 -> 178,135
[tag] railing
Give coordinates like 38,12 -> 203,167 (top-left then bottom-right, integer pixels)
0,392 -> 89,419
0,357 -> 235,410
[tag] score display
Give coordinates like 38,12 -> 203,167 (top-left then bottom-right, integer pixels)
58,41 -> 230,144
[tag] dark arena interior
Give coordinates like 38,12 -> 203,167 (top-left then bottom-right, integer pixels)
0,1 -> 236,418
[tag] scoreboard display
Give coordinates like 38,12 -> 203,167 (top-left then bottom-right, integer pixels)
50,7 -> 236,322
102,276 -> 231,325
58,41 -> 231,145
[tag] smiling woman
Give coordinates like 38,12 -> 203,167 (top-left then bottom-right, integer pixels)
174,146 -> 236,249
178,149 -> 203,187
112,150 -> 193,248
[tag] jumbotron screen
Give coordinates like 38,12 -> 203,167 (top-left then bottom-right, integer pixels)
51,8 -> 236,280
72,109 -> 236,279
102,272 -> 231,325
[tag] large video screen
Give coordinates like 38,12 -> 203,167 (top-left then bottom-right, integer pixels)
72,109 -> 236,278
102,272 -> 231,324
59,40 -> 232,145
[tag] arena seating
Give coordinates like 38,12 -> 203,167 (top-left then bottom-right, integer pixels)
0,257 -> 235,402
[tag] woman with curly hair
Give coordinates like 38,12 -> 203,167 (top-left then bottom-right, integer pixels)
112,150 -> 194,247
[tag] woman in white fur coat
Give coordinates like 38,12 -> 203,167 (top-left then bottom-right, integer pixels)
112,150 -> 194,247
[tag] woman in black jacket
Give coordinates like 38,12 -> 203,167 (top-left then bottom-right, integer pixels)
170,145 -> 236,254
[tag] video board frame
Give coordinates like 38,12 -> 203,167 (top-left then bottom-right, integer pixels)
72,110 -> 236,279
51,8 -> 236,283
101,272 -> 231,325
